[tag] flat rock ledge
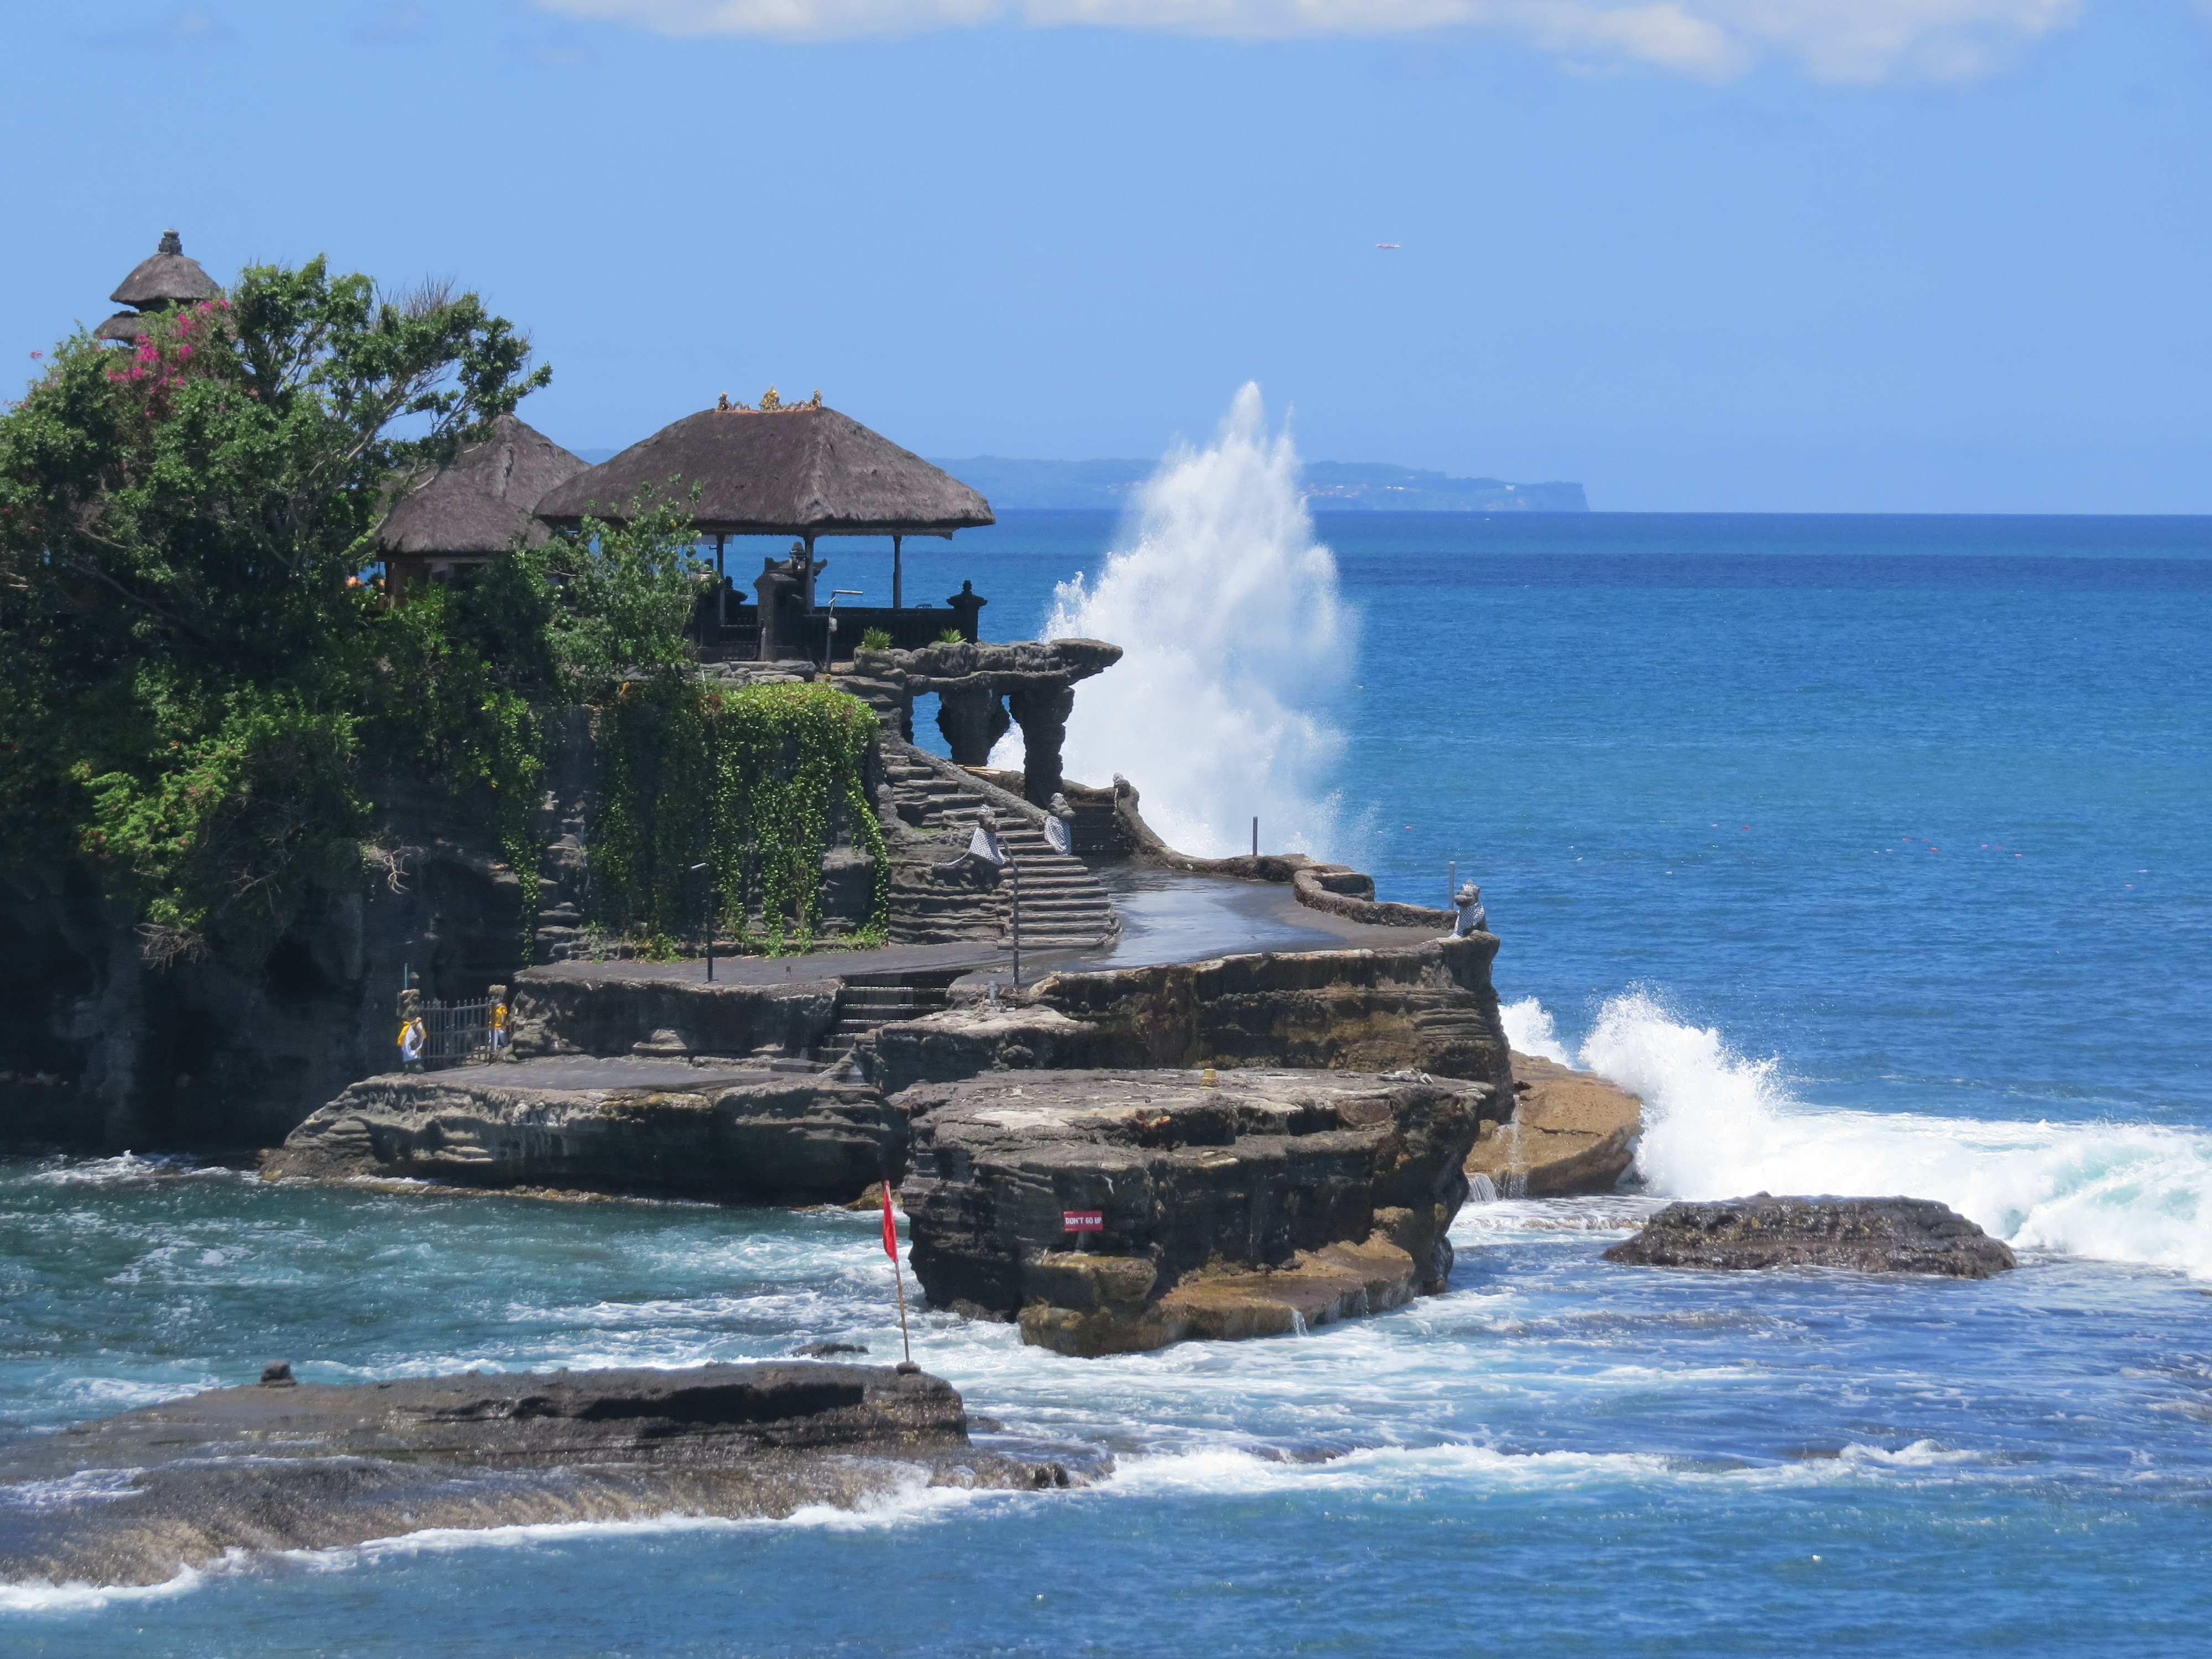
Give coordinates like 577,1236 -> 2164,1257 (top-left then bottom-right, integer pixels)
1603,1195 -> 2018,1277
1465,1051 -> 1643,1198
898,1067 -> 1490,1357
0,1363 -> 1089,1588
265,1065 -> 899,1203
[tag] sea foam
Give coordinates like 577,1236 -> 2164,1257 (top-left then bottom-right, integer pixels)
1533,990 -> 2212,1279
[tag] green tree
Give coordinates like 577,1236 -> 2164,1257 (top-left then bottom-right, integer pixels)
0,259 -> 548,963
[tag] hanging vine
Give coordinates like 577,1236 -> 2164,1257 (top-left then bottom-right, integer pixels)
587,676 -> 888,957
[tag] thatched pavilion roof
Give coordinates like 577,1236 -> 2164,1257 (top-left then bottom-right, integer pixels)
375,414 -> 588,557
533,399 -> 995,538
109,230 -> 221,309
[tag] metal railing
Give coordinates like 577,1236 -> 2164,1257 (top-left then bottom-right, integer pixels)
419,995 -> 495,1069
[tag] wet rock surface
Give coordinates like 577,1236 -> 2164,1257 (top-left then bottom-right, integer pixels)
1465,1051 -> 1643,1198
0,1363 -> 1089,1587
268,1067 -> 900,1202
897,1067 -> 1491,1355
1603,1195 -> 2018,1277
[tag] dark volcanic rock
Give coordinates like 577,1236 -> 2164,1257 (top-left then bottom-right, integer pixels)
899,1067 -> 1490,1355
1603,1195 -> 2017,1277
268,1065 -> 901,1201
509,969 -> 841,1061
871,936 -> 1514,1103
0,1362 -> 1087,1587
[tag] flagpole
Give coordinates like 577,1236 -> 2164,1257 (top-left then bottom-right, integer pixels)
880,1181 -> 916,1371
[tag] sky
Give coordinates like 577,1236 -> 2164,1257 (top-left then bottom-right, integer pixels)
4,2 -> 2211,512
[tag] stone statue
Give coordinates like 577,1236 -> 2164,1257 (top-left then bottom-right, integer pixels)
1449,883 -> 1486,938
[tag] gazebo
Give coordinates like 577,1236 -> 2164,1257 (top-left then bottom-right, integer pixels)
533,389 -> 994,660
96,230 -> 221,342
374,413 -> 588,593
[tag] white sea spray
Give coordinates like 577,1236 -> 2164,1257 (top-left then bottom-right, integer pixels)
1524,990 -> 2212,1279
1008,383 -> 1358,860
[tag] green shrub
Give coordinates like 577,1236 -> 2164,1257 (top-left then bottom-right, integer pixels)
938,627 -> 964,644
858,627 -> 893,653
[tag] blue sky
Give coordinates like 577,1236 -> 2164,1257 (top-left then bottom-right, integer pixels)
6,2 -> 2211,511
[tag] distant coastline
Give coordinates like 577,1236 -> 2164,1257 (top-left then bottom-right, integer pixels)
565,448 -> 1588,514
926,457 -> 1589,514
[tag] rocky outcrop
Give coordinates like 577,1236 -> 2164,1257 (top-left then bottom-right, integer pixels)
0,1363 -> 1086,1587
897,1067 -> 1490,1355
869,937 -> 1514,1103
1603,1195 -> 2018,1277
508,968 -> 840,1060
1465,1051 -> 1642,1198
0,765 -> 545,1155
268,1063 -> 899,1201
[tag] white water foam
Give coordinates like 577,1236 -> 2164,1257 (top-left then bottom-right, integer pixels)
1023,383 -> 1358,860
1499,997 -> 1574,1065
1533,990 -> 2212,1279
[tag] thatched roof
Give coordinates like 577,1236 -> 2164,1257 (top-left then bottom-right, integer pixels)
375,414 -> 589,557
109,231 -> 221,309
93,311 -> 158,342
533,401 -> 995,537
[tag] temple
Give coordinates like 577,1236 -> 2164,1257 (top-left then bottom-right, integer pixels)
93,229 -> 220,342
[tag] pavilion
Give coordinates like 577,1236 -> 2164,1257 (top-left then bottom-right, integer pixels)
533,388 -> 995,661
374,414 -> 588,593
95,231 -> 221,342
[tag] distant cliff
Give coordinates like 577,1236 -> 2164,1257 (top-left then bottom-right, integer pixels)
927,457 -> 1588,513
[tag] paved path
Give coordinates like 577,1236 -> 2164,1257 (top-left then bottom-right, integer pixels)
523,870 -> 1450,988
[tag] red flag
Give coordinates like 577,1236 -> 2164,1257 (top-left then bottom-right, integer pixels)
880,1183 -> 899,1260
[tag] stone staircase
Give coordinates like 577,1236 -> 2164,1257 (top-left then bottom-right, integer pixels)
816,968 -> 965,1065
880,743 -> 1118,952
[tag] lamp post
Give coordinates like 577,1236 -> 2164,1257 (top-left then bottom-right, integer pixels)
690,861 -> 715,982
825,588 -> 864,674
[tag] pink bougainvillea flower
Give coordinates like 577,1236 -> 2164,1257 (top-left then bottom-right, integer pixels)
28,350 -> 41,359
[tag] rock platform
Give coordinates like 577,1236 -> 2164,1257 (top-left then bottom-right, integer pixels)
0,1363 -> 1086,1587
897,1067 -> 1491,1355
266,1062 -> 899,1202
1603,1195 -> 2018,1277
1465,1051 -> 1643,1198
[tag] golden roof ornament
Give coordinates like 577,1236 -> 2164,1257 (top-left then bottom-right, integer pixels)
759,385 -> 781,411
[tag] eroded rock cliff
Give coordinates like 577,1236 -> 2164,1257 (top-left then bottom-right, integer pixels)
897,1067 -> 1490,1355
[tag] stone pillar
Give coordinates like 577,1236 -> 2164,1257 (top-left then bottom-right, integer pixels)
1008,681 -> 1076,807
754,560 -> 802,662
935,685 -> 1009,766
945,582 -> 987,643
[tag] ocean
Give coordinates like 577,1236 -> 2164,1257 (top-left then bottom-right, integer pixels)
3,447 -> 2209,1652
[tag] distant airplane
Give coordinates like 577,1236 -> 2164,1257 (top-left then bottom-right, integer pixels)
1376,242 -> 1401,249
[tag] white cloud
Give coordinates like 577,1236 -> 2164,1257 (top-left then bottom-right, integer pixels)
539,0 -> 2085,80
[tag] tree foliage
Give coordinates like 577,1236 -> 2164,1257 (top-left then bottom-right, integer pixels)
0,259 -> 565,962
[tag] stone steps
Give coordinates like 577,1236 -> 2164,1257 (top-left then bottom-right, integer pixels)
816,972 -> 962,1063
880,745 -> 1116,951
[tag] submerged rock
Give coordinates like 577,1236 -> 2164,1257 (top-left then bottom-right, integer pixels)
1603,1195 -> 2017,1277
898,1067 -> 1490,1356
267,1063 -> 900,1202
0,1363 -> 1087,1588
1464,1051 -> 1642,1198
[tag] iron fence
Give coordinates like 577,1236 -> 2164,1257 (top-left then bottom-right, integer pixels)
419,995 -> 495,1069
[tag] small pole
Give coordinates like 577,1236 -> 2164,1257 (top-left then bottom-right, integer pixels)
893,1247 -> 914,1366
715,533 -> 728,630
892,533 -> 903,611
1009,852 -> 1021,990
1449,859 -> 1456,910
690,863 -> 713,981
1252,816 -> 1258,858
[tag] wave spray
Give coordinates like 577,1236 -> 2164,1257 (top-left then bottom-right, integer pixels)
1032,384 -> 1357,859
1510,991 -> 2212,1279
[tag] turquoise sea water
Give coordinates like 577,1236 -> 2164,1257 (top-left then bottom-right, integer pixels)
4,511 -> 2209,1654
